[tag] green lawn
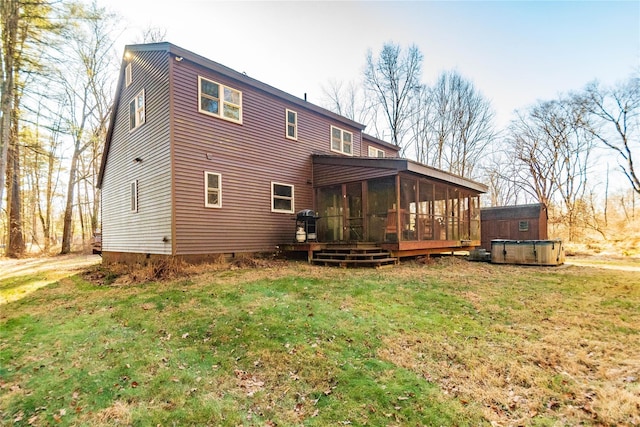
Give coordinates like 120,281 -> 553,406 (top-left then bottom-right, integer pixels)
1,257 -> 639,426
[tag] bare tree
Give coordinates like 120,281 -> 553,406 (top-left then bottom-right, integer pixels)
56,2 -> 117,254
481,148 -> 523,207
578,77 -> 640,195
408,84 -> 432,164
364,42 -> 422,153
321,78 -> 373,125
412,71 -> 496,178
507,98 -> 594,240
138,25 -> 167,44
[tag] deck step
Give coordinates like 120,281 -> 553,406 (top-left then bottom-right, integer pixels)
311,245 -> 398,268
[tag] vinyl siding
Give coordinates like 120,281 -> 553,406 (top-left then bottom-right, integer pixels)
313,163 -> 396,187
362,135 -> 400,158
171,59 -> 362,255
101,50 -> 173,254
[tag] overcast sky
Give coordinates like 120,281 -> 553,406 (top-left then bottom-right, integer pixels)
98,0 -> 639,129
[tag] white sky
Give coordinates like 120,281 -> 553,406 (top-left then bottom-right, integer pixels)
98,0 -> 640,130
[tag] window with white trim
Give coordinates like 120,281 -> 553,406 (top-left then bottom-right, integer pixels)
125,63 -> 132,87
368,146 -> 386,158
204,172 -> 222,208
198,76 -> 242,123
129,90 -> 145,131
271,182 -> 294,213
286,109 -> 297,140
130,180 -> 138,212
330,126 -> 352,155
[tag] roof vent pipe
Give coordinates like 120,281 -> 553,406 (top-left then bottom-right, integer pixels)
304,93 -> 307,101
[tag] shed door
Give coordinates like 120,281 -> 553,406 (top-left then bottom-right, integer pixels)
498,220 -> 509,239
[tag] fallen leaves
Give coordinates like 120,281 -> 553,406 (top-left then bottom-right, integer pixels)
234,369 -> 265,397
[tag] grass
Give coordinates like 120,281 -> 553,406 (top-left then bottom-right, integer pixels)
1,257 -> 639,426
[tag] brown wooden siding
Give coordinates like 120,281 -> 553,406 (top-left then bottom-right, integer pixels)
171,58 -> 363,255
101,50 -> 173,254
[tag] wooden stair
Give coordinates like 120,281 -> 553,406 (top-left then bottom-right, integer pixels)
312,245 -> 398,268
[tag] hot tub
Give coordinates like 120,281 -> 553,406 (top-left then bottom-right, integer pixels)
491,239 -> 565,266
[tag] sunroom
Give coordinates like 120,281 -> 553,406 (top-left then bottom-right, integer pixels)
311,155 -> 487,258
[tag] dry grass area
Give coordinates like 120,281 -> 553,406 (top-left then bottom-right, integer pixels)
377,258 -> 640,425
1,254 -> 639,426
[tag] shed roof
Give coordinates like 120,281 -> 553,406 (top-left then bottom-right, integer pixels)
312,155 -> 488,193
480,203 -> 547,220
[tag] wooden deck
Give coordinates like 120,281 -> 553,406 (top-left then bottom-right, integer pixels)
281,239 -> 481,266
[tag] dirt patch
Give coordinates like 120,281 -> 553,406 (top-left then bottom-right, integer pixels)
0,254 -> 101,281
0,254 -> 102,304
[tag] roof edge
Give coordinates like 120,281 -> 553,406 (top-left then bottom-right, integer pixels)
362,133 -> 401,152
312,155 -> 488,193
128,42 -> 367,131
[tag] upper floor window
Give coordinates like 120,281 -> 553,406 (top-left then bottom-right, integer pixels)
368,146 -> 385,158
130,180 -> 138,212
286,109 -> 297,140
331,126 -> 352,156
271,182 -> 294,213
198,76 -> 242,123
204,171 -> 222,208
129,90 -> 145,131
125,63 -> 132,87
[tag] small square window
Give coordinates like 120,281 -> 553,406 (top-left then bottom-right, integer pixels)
130,180 -> 138,212
204,172 -> 222,208
272,182 -> 294,213
286,109 -> 297,140
519,220 -> 529,232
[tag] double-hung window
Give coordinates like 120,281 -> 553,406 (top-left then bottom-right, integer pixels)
198,76 -> 242,123
368,146 -> 385,158
271,182 -> 294,213
129,90 -> 145,131
286,109 -> 297,140
330,126 -> 352,155
204,172 -> 222,208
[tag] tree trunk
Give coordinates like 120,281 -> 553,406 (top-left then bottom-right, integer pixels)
6,131 -> 24,257
44,148 -> 54,251
0,0 -> 19,224
60,149 -> 79,254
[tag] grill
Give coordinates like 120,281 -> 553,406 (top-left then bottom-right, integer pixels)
295,209 -> 318,242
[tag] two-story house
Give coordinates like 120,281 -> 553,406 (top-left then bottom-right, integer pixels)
97,43 -> 487,264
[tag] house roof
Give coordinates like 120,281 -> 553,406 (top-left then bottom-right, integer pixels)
312,155 -> 488,193
480,203 -> 547,220
362,133 -> 401,152
98,42 -> 367,188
